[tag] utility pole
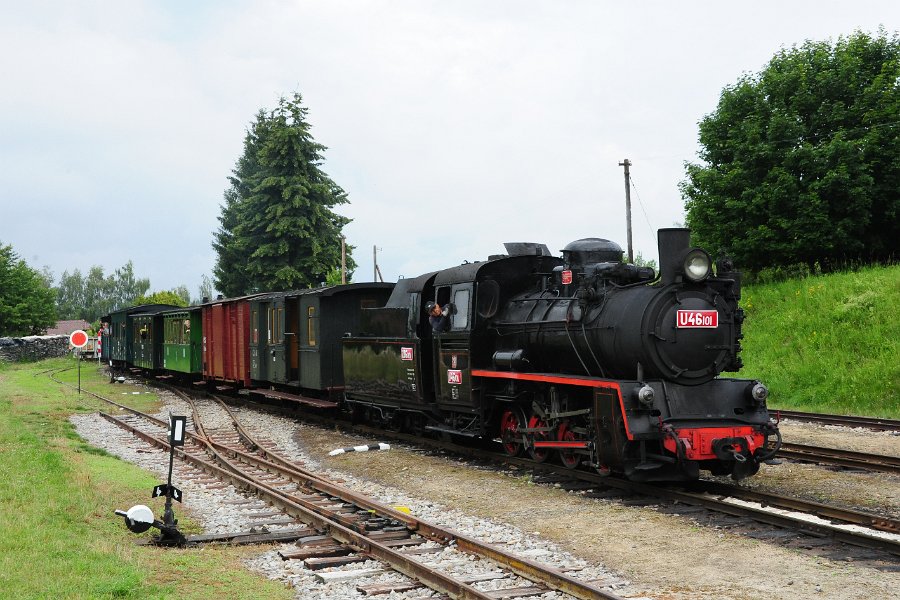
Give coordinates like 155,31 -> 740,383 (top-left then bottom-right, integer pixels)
619,158 -> 633,263
340,236 -> 346,284
373,245 -> 384,283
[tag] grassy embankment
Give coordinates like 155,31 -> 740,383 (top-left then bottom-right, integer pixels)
0,357 -> 292,600
739,264 -> 899,419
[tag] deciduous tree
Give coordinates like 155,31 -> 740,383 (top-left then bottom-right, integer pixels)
681,30 -> 900,272
0,242 -> 56,336
54,261 -> 150,321
133,290 -> 188,308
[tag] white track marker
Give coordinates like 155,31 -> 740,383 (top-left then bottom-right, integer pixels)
329,443 -> 391,456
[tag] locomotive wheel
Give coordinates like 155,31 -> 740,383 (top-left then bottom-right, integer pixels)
557,421 -> 581,469
527,415 -> 551,463
499,408 -> 525,457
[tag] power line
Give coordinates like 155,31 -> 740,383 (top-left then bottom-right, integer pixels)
627,175 -> 657,239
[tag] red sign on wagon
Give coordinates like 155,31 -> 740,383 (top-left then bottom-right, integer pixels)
447,369 -> 462,385
676,310 -> 718,329
400,347 -> 414,361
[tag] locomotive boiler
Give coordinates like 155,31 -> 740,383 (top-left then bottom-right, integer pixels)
343,228 -> 780,481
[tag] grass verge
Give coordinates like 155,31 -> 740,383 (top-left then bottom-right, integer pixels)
740,264 -> 899,418
0,357 -> 291,600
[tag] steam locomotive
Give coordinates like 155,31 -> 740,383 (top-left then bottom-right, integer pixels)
103,228 -> 779,482
343,228 -> 780,481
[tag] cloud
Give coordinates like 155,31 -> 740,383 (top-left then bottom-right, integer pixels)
1,0 -> 896,290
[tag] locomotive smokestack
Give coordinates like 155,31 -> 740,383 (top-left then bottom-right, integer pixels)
658,228 -> 691,285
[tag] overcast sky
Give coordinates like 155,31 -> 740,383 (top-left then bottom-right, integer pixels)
1,1 -> 896,295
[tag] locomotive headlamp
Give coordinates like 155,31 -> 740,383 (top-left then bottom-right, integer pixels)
750,382 -> 769,404
636,384 -> 655,407
682,248 -> 712,282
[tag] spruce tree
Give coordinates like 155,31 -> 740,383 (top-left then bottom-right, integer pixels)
213,94 -> 355,296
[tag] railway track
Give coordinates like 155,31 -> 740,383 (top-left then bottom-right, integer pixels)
60,371 -> 628,600
56,368 -> 900,572
777,442 -> 900,475
267,396 -> 900,563
775,409 -> 900,432
483,450 -> 900,560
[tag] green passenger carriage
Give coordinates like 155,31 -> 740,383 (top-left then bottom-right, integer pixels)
162,307 -> 202,374
102,304 -> 178,366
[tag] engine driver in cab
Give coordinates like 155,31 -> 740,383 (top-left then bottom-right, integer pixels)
425,301 -> 451,332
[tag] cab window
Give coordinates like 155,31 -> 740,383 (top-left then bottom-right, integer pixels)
452,289 -> 470,329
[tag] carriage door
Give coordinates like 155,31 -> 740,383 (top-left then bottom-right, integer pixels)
286,297 -> 300,384
250,303 -> 266,381
268,297 -> 287,383
435,284 -> 473,408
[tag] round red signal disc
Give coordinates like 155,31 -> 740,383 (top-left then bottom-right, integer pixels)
69,330 -> 89,348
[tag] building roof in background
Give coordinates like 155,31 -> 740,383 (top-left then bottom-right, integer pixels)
46,320 -> 91,335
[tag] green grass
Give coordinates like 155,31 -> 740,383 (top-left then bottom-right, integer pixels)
739,264 -> 900,418
0,357 -> 292,600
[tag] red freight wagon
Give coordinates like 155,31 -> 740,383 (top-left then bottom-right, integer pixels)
202,295 -> 264,387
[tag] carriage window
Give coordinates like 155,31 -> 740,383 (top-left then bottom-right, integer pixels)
452,289 -> 470,329
167,319 -> 178,344
267,308 -> 274,343
251,309 -> 259,344
307,306 -> 317,346
274,307 -> 284,344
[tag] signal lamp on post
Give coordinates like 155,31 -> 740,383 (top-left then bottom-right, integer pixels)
169,415 -> 186,446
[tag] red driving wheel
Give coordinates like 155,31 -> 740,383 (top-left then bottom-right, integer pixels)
557,421 -> 580,469
528,415 -> 551,463
499,409 -> 524,457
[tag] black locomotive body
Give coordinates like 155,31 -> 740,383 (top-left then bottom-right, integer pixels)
343,228 -> 779,481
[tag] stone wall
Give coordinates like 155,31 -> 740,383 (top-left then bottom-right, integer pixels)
0,335 -> 71,362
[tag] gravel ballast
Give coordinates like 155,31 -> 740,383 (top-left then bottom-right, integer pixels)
71,390 -> 899,600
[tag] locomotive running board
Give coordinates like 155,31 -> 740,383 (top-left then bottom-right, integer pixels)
533,441 -> 591,449
424,425 -> 481,438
